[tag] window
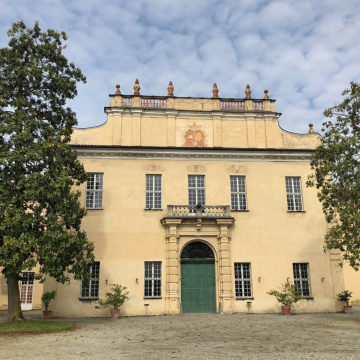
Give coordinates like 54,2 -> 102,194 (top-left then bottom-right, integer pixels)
230,176 -> 247,210
188,175 -> 205,206
293,263 -> 311,297
86,174 -> 103,209
234,263 -> 252,298
81,262 -> 100,299
146,175 -> 162,209
144,261 -> 162,298
286,177 -> 303,211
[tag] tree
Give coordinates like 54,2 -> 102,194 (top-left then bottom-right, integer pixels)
0,21 -> 94,322
307,82 -> 360,270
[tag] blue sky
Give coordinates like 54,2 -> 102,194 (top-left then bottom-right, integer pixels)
1,0 -> 359,133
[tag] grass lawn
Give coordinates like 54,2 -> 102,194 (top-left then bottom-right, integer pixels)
0,320 -> 74,335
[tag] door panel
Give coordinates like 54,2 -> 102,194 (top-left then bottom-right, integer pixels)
181,260 -> 216,313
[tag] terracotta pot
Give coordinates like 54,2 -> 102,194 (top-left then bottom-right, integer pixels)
42,310 -> 52,319
110,309 -> 120,319
343,306 -> 352,314
281,306 -> 291,315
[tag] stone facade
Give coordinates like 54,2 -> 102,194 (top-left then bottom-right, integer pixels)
32,86 -> 359,316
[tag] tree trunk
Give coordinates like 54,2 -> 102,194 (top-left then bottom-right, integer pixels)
7,273 -> 25,322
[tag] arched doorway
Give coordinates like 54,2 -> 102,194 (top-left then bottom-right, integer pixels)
180,242 -> 216,313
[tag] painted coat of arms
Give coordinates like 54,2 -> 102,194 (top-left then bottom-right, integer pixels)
183,123 -> 207,147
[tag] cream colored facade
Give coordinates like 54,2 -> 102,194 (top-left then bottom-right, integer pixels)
41,85 -> 359,317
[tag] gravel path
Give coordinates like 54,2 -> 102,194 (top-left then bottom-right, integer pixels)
1,308 -> 360,359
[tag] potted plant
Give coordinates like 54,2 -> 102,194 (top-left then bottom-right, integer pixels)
41,291 -> 56,318
95,284 -> 129,319
268,281 -> 301,315
337,290 -> 353,313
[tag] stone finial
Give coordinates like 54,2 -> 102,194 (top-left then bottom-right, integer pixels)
264,90 -> 269,99
115,84 -> 121,95
245,84 -> 251,99
133,79 -> 141,95
212,83 -> 219,98
167,81 -> 174,96
309,123 -> 314,133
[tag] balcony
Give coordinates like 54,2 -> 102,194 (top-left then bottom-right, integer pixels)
167,205 -> 231,218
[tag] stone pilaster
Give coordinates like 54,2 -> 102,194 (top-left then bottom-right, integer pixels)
217,219 -> 234,314
163,219 -> 182,315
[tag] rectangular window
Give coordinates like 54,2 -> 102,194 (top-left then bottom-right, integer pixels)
234,263 -> 252,298
293,263 -> 311,297
230,176 -> 247,210
188,175 -> 205,206
86,174 -> 103,209
146,175 -> 162,209
81,262 -> 100,299
286,177 -> 303,211
144,261 -> 162,298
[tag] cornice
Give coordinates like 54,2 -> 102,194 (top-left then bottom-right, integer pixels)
104,107 -> 281,120
72,146 -> 314,162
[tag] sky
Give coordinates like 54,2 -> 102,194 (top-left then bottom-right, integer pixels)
1,0 -> 360,133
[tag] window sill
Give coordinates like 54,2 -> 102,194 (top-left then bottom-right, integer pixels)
143,297 -> 162,300
287,210 -> 306,213
236,297 -> 254,301
301,296 -> 314,300
79,297 -> 99,301
86,208 -> 103,211
144,209 -> 163,211
231,210 -> 249,212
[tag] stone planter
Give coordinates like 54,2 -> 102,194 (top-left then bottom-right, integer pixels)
110,309 -> 120,319
343,306 -> 352,314
42,310 -> 52,319
281,306 -> 291,315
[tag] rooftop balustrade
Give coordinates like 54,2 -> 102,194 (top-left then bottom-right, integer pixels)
109,80 -> 276,112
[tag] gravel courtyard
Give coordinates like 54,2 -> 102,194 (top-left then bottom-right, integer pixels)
1,308 -> 360,359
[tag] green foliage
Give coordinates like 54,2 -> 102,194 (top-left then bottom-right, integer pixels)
307,82 -> 360,270
0,21 -> 94,290
267,281 -> 302,307
41,291 -> 56,311
95,284 -> 129,310
337,290 -> 353,306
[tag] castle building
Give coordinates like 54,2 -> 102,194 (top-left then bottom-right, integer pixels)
1,81 -> 358,315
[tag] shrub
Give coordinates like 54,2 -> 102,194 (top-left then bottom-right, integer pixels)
95,284 -> 129,310
337,290 -> 353,306
41,291 -> 56,311
267,281 -> 302,307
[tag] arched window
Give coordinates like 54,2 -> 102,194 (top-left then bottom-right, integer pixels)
181,242 -> 214,259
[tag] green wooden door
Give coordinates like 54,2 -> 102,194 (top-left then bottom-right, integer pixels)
181,260 -> 216,313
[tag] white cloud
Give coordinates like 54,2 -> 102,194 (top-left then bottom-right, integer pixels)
1,0 -> 360,133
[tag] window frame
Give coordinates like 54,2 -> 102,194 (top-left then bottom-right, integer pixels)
188,175 -> 206,206
230,176 -> 247,211
285,176 -> 304,211
234,263 -> 253,299
145,174 -> 162,210
144,261 -> 162,299
86,173 -> 104,210
293,263 -> 311,298
80,261 -> 100,299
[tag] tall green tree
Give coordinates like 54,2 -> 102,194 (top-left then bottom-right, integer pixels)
307,82 -> 360,270
0,21 -> 94,322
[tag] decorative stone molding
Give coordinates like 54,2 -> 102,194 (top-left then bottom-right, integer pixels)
227,164 -> 246,174
115,84 -> 121,95
264,90 -> 269,99
74,147 -> 314,162
183,123 -> 207,147
186,164 -> 206,173
143,164 -> 165,171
